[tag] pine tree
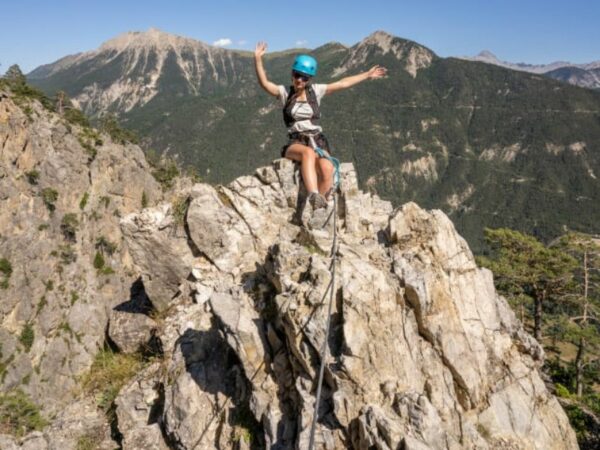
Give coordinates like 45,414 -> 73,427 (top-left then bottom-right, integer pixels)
3,64 -> 26,84
554,233 -> 600,396
478,228 -> 577,341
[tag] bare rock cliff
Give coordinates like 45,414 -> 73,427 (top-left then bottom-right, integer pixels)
0,88 -> 162,448
116,160 -> 578,449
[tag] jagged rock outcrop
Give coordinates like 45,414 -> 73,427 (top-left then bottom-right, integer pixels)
0,88 -> 162,445
114,157 -> 578,449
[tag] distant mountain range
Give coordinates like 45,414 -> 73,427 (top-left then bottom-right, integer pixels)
27,29 -> 600,251
461,50 -> 600,90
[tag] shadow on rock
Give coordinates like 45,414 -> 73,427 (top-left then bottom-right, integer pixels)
176,326 -> 265,448
113,276 -> 154,315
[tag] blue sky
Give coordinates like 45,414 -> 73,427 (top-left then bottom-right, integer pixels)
1,0 -> 599,73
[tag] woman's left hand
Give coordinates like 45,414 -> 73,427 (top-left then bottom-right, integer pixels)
367,65 -> 388,79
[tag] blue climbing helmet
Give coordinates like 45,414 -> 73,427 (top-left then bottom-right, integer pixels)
292,54 -> 317,77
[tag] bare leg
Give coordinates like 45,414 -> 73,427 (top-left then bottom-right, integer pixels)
316,157 -> 334,197
284,143 -> 319,192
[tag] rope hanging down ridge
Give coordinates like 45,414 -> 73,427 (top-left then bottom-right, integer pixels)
308,192 -> 339,450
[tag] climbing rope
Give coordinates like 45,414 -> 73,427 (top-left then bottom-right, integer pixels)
308,134 -> 341,190
307,189 -> 339,450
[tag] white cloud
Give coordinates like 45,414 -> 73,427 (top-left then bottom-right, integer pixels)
296,40 -> 309,47
237,40 -> 247,46
213,38 -> 233,47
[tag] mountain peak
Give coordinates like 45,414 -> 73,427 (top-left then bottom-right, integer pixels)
477,50 -> 498,60
333,30 -> 435,79
366,30 -> 395,39
98,28 -> 208,53
361,30 -> 397,47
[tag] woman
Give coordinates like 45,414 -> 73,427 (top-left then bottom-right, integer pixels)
254,42 -> 387,209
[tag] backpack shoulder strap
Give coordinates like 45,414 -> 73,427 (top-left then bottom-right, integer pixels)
306,84 -> 321,124
283,86 -> 296,128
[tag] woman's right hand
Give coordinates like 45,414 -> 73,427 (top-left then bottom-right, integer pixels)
255,42 -> 268,59
254,42 -> 279,97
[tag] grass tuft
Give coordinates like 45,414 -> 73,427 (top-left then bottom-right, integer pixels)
0,389 -> 48,437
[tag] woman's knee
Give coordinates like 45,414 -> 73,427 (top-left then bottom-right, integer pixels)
286,144 -> 314,161
318,159 -> 334,178
300,148 -> 316,163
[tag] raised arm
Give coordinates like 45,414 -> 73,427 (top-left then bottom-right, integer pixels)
254,42 -> 280,97
325,65 -> 388,95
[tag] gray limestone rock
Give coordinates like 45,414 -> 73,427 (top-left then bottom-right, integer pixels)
121,204 -> 195,311
114,363 -> 168,450
0,90 -> 162,419
108,309 -> 158,353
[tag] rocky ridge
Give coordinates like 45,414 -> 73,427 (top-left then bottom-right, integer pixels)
462,51 -> 600,90
0,88 -> 579,449
114,161 -> 576,448
464,50 -> 600,74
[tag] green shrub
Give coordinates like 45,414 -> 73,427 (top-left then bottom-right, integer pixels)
0,258 -> 11,289
59,245 -> 77,264
95,236 -> 117,256
93,252 -> 114,275
58,321 -> 73,336
0,352 -> 15,384
99,266 -> 115,276
41,188 -> 58,212
171,196 -> 190,227
64,108 -> 90,128
93,252 -> 105,270
152,158 -> 180,191
184,166 -> 202,183
25,170 -> 40,185
555,383 -> 571,398
77,137 -> 97,161
0,389 -> 48,437
584,393 -> 600,415
141,191 -> 148,208
2,68 -> 54,112
36,296 -> 47,315
99,114 -> 138,144
60,213 -> 79,242
563,404 -> 590,442
79,192 -> 89,210
19,323 -> 34,352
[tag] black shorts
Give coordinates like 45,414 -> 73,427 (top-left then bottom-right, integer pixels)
281,132 -> 332,158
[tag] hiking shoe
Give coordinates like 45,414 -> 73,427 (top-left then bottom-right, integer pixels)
309,192 -> 328,210
323,187 -> 336,201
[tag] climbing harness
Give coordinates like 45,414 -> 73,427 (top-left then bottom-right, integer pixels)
307,136 -> 340,450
